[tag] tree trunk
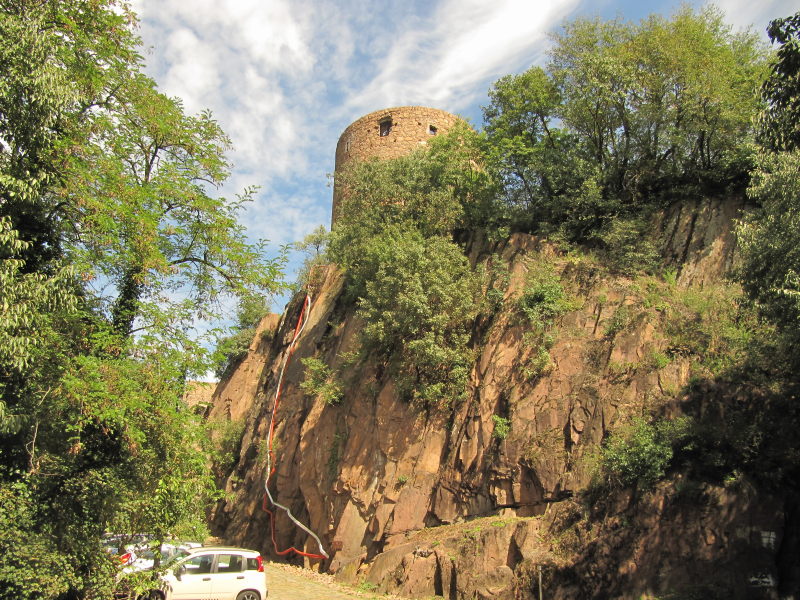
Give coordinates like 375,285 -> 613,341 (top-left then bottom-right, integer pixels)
111,265 -> 145,338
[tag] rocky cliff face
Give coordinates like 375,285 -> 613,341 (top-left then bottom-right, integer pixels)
207,195 -> 789,599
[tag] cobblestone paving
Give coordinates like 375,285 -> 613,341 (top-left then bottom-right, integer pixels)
264,562 -> 395,600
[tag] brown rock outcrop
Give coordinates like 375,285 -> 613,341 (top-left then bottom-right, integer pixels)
207,313 -> 281,423
208,196 -> 787,599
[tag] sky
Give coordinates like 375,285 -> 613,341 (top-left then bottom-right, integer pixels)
130,0 -> 796,316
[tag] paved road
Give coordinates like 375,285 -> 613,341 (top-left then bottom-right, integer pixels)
264,562 -> 392,600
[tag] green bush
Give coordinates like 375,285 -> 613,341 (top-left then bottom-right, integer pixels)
645,351 -> 671,371
598,217 -> 660,276
522,344 -> 553,381
300,357 -> 343,405
517,263 -> 575,327
0,481 -> 82,599
492,415 -> 512,440
600,417 -> 692,489
604,304 -> 632,337
209,419 -> 246,476
663,283 -> 760,376
336,225 -> 478,406
516,262 -> 575,381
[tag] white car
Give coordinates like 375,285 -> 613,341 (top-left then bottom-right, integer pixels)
154,547 -> 268,600
123,542 -> 195,573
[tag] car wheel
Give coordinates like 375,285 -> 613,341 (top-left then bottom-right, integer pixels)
235,591 -> 260,600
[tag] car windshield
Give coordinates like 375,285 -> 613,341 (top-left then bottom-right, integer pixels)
161,549 -> 190,569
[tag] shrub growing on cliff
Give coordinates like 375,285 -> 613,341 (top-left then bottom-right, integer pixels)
599,417 -> 692,490
517,262 -> 575,326
516,260 -> 576,379
351,226 -> 478,405
292,225 -> 330,292
300,357 -> 343,405
329,133 -> 487,406
492,415 -> 511,440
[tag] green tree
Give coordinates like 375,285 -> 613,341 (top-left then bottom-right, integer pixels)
484,7 -> 767,244
64,72 -> 284,342
483,67 -> 591,232
737,12 -> 800,373
599,417 -> 691,490
293,224 -> 330,291
328,132 -> 487,405
0,1 -> 283,596
350,225 -> 478,404
550,8 -> 764,198
737,151 -> 800,367
759,12 -> 800,151
0,0 -> 140,271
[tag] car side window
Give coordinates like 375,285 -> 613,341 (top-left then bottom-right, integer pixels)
183,554 -> 213,574
246,557 -> 259,571
215,553 -> 243,573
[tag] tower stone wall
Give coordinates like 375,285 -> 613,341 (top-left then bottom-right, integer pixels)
332,106 -> 462,226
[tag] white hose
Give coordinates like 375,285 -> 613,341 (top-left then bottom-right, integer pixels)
264,293 -> 329,559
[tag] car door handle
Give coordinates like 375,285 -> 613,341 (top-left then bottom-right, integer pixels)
202,577 -> 211,581
237,576 -> 245,579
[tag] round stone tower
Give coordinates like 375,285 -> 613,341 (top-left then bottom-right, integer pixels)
331,106 -> 462,227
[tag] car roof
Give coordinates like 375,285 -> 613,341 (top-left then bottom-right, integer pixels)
187,546 -> 261,555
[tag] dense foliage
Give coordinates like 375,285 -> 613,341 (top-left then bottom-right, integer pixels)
759,12 -> 800,151
329,126 -> 488,405
300,357 -> 343,405
737,10 -> 800,374
737,151 -> 800,366
0,1 -> 282,597
599,417 -> 692,490
483,7 -> 767,249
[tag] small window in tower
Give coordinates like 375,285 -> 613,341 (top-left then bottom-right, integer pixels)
379,119 -> 392,137
428,124 -> 438,135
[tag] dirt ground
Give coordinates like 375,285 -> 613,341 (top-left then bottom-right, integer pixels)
264,562 -> 406,600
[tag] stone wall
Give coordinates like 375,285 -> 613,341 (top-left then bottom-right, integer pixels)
331,106 -> 462,226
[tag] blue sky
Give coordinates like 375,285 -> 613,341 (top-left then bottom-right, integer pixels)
130,0 -> 796,315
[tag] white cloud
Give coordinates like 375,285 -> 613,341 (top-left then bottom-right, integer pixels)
160,28 -> 220,114
129,0 -> 590,294
711,0 -> 796,34
347,0 -> 580,115
134,0 -> 318,179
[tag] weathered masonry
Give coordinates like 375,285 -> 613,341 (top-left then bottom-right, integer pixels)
331,106 -> 462,226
